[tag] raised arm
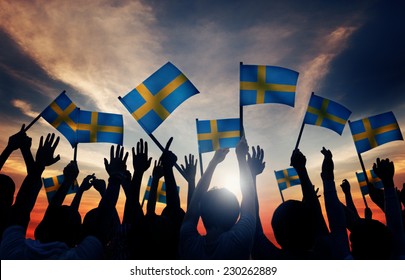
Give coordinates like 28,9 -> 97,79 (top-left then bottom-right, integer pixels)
180,154 -> 197,211
49,161 -> 79,207
373,158 -> 405,257
9,134 -> 60,230
321,147 -> 350,259
160,138 -> 180,210
290,149 -> 329,236
146,159 -> 164,216
70,174 -> 95,212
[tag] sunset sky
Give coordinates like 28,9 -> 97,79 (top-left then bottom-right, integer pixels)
1,0 -> 404,243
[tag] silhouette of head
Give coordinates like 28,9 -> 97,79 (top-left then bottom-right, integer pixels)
0,174 -> 15,207
35,205 -> 81,248
81,207 -> 120,243
271,200 -> 317,252
350,219 -> 392,259
200,188 -> 240,232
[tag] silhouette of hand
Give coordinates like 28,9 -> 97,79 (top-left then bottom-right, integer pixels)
213,148 -> 229,164
104,145 -> 128,179
122,170 -> 133,194
248,145 -> 265,176
236,136 -> 248,160
63,161 -> 79,182
321,147 -> 334,181
35,133 -> 60,168
181,154 -> 197,183
152,159 -> 164,180
80,174 -> 96,192
7,124 -> 31,151
160,137 -> 177,168
93,179 -> 106,196
373,158 -> 394,185
290,149 -> 306,170
132,138 -> 152,174
340,179 -> 351,194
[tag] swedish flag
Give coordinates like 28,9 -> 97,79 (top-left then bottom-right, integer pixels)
349,111 -> 403,154
77,110 -> 123,145
240,64 -> 298,107
143,176 -> 180,204
41,91 -> 79,147
119,62 -> 199,134
196,118 -> 240,153
304,94 -> 351,135
42,175 -> 79,203
274,168 -> 301,191
356,170 -> 384,196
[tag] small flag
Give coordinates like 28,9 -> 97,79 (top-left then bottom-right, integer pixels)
356,170 -> 384,196
41,92 -> 79,147
240,64 -> 299,107
349,111 -> 403,154
42,175 -> 79,203
196,118 -> 241,153
274,168 -> 301,191
77,110 -> 124,145
119,62 -> 199,134
143,176 -> 180,204
303,94 -> 351,135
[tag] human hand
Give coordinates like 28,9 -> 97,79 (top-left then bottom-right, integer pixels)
373,158 -> 394,185
93,179 -> 106,196
63,161 -> 79,183
35,133 -> 60,168
160,137 -> 177,168
152,159 -> 164,180
321,147 -> 334,181
290,149 -> 306,171
180,154 -> 197,183
236,136 -> 248,160
104,145 -> 128,179
212,148 -> 229,164
247,145 -> 265,176
340,179 -> 351,194
132,138 -> 152,174
80,174 -> 96,192
7,124 -> 31,151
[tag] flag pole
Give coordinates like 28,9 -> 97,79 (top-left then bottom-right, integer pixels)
239,62 -> 245,138
196,118 -> 204,177
294,92 -> 314,150
73,144 -> 78,162
147,132 -> 187,179
24,90 -> 67,132
356,151 -> 370,209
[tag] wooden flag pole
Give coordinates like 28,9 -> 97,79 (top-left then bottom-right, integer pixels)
147,132 -> 186,179
356,151 -> 370,209
294,92 -> 314,150
24,90 -> 67,132
196,119 -> 204,177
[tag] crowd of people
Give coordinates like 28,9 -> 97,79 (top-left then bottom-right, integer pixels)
1,125 -> 404,259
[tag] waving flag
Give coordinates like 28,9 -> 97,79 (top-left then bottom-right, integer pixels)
42,175 -> 79,203
119,62 -> 199,134
274,168 -> 301,191
240,64 -> 298,107
349,111 -> 403,153
356,169 -> 384,196
77,110 -> 124,145
196,118 -> 241,153
41,91 -> 79,147
143,176 -> 180,204
304,94 -> 351,135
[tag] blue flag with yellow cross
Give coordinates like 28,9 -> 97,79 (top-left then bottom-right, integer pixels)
41,91 -> 79,147
42,174 -> 79,203
119,62 -> 199,134
196,118 -> 241,153
77,110 -> 124,145
274,167 -> 301,191
304,94 -> 351,135
143,176 -> 180,204
349,111 -> 403,154
356,169 -> 384,196
240,64 -> 299,107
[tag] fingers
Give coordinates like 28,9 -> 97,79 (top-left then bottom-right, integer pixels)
165,137 -> 173,151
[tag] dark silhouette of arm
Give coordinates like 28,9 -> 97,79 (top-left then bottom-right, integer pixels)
290,149 -> 329,236
321,147 -> 350,259
180,154 -> 197,211
160,138 -> 180,210
146,160 -> 163,216
71,174 -> 95,212
49,161 -> 79,207
9,134 -> 60,230
373,158 -> 405,256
